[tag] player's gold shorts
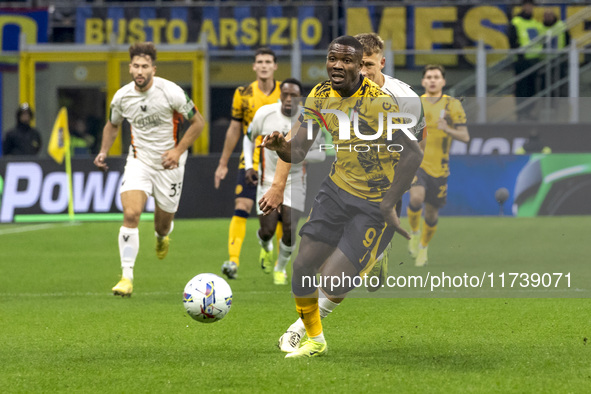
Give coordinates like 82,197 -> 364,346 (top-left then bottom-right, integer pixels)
412,167 -> 448,208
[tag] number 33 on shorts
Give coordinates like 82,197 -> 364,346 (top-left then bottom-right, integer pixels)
170,182 -> 182,197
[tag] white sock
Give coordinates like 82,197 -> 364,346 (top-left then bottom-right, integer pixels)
119,226 -> 139,281
275,240 -> 293,272
256,229 -> 273,252
155,221 -> 174,239
287,297 -> 340,338
311,332 -> 326,343
319,296 -> 340,319
288,319 -> 306,337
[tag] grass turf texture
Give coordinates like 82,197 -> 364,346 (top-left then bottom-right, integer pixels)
0,217 -> 590,392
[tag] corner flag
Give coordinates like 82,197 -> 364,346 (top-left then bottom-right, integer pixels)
48,107 -> 70,164
48,107 -> 74,220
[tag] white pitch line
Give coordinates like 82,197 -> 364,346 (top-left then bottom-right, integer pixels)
0,289 -> 587,298
0,222 -> 80,236
0,290 -> 279,297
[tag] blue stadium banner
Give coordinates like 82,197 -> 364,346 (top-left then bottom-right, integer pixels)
75,5 -> 332,50
0,8 -> 49,51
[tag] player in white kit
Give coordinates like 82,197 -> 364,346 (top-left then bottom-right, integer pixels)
93,42 -> 205,297
243,79 -> 325,285
354,33 -> 426,287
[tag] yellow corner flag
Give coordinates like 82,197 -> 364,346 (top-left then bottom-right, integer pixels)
48,107 -> 74,220
48,107 -> 70,164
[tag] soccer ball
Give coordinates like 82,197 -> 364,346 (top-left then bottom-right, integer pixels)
183,273 -> 233,323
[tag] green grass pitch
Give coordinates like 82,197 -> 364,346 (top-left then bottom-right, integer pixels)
1,217 -> 590,392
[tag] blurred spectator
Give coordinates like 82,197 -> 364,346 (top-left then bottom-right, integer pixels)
516,130 -> 552,154
70,119 -> 95,156
2,103 -> 42,156
509,0 -> 544,119
542,9 -> 570,97
542,10 -> 569,49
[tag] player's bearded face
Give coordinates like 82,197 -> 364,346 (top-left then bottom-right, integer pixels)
129,55 -> 156,91
360,53 -> 384,85
327,44 -> 362,92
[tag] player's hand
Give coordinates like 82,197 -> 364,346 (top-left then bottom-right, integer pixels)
259,131 -> 286,151
259,185 -> 284,215
245,168 -> 258,186
214,164 -> 228,189
93,152 -> 109,171
437,117 -> 449,133
380,203 -> 411,240
162,149 -> 181,169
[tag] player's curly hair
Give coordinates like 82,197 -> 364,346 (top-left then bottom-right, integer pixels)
354,33 -> 384,57
129,42 -> 157,63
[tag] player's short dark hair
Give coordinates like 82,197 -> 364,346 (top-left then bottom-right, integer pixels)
328,35 -> 364,62
129,42 -> 157,63
254,47 -> 277,63
422,64 -> 446,78
354,33 -> 384,57
522,0 -> 535,5
280,78 -> 303,95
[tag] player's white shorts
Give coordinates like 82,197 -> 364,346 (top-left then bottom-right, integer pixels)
256,181 -> 305,215
120,157 -> 185,213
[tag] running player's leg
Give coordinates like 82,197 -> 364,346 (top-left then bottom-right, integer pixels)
113,190 -> 147,297
408,184 -> 425,258
154,205 -> 174,260
229,196 -> 255,265
285,235 -> 334,358
417,203 -> 439,266
152,165 -> 185,260
416,175 -> 446,266
283,179 -> 346,357
113,158 -> 152,297
273,206 -> 302,285
223,169 -> 256,279
257,209 -> 279,274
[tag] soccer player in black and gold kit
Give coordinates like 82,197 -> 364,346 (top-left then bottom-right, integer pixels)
407,65 -> 470,267
214,48 -> 281,279
259,36 -> 423,358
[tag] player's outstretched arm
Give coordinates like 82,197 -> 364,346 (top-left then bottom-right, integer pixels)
258,120 -> 313,214
258,131 -> 290,215
380,137 -> 423,239
93,120 -> 119,171
214,119 -> 242,189
162,110 -> 205,169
